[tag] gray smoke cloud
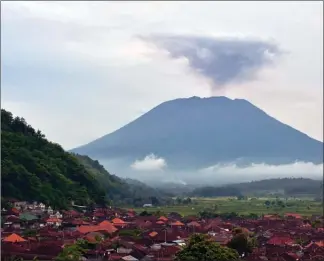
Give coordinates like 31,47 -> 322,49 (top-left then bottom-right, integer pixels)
142,34 -> 281,88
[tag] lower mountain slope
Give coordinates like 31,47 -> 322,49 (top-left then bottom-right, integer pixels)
74,154 -> 166,206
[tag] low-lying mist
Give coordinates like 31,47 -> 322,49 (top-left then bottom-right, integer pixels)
99,154 -> 323,187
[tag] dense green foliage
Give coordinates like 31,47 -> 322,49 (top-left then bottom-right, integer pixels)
1,109 -> 168,209
227,227 -> 257,256
74,154 -> 167,206
231,178 -> 322,196
73,154 -> 131,200
188,178 -> 322,198
1,109 -> 107,208
175,234 -> 239,261
55,243 -> 86,261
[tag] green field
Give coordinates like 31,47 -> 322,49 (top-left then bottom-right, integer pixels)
133,197 -> 323,217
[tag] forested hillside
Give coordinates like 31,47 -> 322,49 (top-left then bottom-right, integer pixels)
1,109 -> 167,209
188,178 -> 323,198
73,154 -> 130,200
1,109 -> 108,209
75,154 -> 168,206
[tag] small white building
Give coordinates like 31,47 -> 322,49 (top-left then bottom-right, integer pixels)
46,217 -> 62,227
50,211 -> 62,219
14,201 -> 27,210
143,204 -> 153,208
39,203 -> 46,211
47,206 -> 54,215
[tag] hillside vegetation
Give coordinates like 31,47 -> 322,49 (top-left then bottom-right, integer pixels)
74,154 -> 166,206
1,109 -> 107,209
1,108 -> 166,209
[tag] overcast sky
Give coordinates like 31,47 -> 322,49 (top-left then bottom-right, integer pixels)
2,1 -> 323,149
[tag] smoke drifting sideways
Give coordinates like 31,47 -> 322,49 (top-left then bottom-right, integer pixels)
99,154 -> 323,186
140,34 -> 281,92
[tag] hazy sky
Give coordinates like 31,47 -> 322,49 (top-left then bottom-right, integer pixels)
2,1 -> 323,149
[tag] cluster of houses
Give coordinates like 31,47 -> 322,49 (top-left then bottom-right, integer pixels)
1,200 -> 324,261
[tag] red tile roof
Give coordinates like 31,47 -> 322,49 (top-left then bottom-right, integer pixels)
11,208 -> 20,215
267,236 -> 294,246
187,221 -> 201,227
315,240 -> 324,247
46,217 -> 62,223
284,213 -> 302,219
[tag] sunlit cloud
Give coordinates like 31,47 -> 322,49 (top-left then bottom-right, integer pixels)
130,153 -> 167,171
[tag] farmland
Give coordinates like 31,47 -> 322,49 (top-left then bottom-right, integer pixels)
133,196 -> 323,217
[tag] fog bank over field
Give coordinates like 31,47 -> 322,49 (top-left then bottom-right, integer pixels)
99,157 -> 323,186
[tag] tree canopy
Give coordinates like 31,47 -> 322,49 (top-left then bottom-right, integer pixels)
1,109 -> 109,209
175,234 -> 239,261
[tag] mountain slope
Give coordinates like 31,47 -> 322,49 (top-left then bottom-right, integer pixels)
1,109 -> 107,209
72,96 -> 323,170
74,154 -> 165,204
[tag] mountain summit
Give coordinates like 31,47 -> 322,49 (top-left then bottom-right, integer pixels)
72,96 -> 323,170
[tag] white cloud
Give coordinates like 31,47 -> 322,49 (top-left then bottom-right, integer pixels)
130,154 -> 167,171
199,162 -> 323,183
1,1 -> 323,149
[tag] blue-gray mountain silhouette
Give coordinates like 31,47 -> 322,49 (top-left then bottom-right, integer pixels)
71,97 -> 323,170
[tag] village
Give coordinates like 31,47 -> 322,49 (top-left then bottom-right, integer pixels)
1,200 -> 324,261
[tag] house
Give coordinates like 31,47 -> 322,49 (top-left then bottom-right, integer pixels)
38,202 -> 46,210
47,206 -> 54,215
112,218 -> 127,228
50,211 -> 63,219
120,255 -> 139,261
267,236 -> 295,246
13,201 -> 28,210
3,233 -> 27,243
46,217 -> 62,227
285,213 -> 303,219
143,204 -> 153,208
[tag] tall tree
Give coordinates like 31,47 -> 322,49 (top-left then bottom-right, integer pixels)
175,234 -> 239,261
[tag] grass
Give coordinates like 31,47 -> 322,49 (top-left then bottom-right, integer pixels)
133,197 -> 323,217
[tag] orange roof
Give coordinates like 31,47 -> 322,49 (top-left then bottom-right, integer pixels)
99,220 -> 113,227
156,221 -> 165,224
77,223 -> 117,234
46,218 -> 62,223
149,231 -> 158,237
171,221 -> 185,226
159,216 -> 168,221
112,218 -> 125,224
3,233 -> 26,243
